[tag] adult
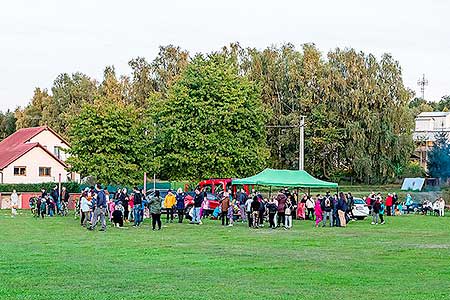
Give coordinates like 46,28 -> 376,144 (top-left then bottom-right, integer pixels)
347,192 -> 354,219
251,196 -> 260,228
332,195 -> 339,227
276,190 -> 287,227
164,190 -> 176,223
10,190 -> 19,217
385,193 -> 393,216
405,193 -> 413,214
51,186 -> 60,214
337,192 -> 348,228
321,193 -> 333,227
61,186 -> 70,205
80,191 -> 90,227
371,196 -> 381,225
284,198 -> 293,229
297,195 -> 306,220
133,187 -> 143,227
190,189 -> 203,224
245,196 -> 253,228
238,189 -> 248,223
438,197 -> 445,217
175,188 -> 185,223
119,188 -> 130,222
112,202 -> 124,227
88,184 -> 107,231
392,193 -> 398,216
258,194 -> 265,227
148,190 -> 162,230
220,192 -> 230,226
305,196 -> 315,221
267,198 -> 277,229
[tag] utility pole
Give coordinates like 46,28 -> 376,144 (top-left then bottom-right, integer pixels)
417,74 -> 428,100
267,116 -> 306,170
299,116 -> 305,170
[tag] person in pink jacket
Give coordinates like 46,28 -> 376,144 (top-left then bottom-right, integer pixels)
314,196 -> 323,227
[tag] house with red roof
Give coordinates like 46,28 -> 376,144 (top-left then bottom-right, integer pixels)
0,126 -> 79,184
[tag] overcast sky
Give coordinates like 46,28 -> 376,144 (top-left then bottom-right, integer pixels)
0,0 -> 448,111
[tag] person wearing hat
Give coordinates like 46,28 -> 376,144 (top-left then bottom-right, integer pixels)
164,190 -> 176,223
88,183 -> 107,231
175,188 -> 185,223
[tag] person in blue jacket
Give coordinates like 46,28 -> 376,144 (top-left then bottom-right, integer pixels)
175,188 -> 186,223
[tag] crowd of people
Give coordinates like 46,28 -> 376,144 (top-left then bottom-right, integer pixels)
23,184 -> 447,232
28,186 -> 70,218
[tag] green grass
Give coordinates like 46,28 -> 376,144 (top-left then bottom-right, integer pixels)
1,211 -> 449,300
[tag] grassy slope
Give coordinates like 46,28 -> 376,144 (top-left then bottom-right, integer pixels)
0,210 -> 449,300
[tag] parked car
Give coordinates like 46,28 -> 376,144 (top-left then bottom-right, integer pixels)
352,198 -> 369,220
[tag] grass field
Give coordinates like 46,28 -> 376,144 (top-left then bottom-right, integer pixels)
1,211 -> 449,300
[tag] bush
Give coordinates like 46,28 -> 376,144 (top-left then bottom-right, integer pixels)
401,162 -> 426,178
0,182 -> 81,193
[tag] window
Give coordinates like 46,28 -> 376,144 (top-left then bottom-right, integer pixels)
14,167 -> 26,176
54,146 -> 61,159
39,167 -> 51,177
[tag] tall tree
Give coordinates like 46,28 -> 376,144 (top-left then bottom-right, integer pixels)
427,131 -> 450,179
66,98 -> 151,185
0,110 -> 16,140
152,53 -> 269,180
15,88 -> 51,129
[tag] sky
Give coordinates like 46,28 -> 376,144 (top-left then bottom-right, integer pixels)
0,0 -> 449,111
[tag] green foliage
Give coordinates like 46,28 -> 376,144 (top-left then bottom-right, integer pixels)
7,43 -> 430,184
0,109 -> 16,140
66,98 -> 152,185
400,161 -> 426,178
0,182 -> 80,193
427,131 -> 450,179
152,54 -> 270,180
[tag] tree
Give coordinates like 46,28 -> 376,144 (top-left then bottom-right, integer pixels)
0,110 -> 16,140
427,131 -> 450,179
66,98 -> 152,185
152,53 -> 269,180
15,88 -> 51,129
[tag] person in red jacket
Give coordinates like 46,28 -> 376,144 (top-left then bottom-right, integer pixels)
385,193 -> 393,216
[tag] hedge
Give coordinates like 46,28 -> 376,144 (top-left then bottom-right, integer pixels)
0,182 -> 81,193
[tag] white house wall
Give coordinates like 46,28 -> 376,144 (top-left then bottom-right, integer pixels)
28,129 -> 69,161
1,147 -> 69,184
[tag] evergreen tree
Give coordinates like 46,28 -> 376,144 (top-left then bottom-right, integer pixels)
427,131 -> 450,179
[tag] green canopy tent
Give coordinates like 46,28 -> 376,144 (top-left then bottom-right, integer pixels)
232,168 -> 338,195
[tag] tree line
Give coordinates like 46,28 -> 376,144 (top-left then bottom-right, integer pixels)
1,43 -> 439,185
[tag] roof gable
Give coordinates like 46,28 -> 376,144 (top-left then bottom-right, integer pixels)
0,126 -> 68,170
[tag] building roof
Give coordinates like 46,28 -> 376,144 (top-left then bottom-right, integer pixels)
0,126 -> 68,170
417,111 -> 450,118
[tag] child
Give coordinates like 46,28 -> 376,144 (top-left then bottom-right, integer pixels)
395,202 -> 403,216
227,200 -> 235,227
40,199 -> 47,219
314,196 -> 323,228
379,199 -> 385,225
